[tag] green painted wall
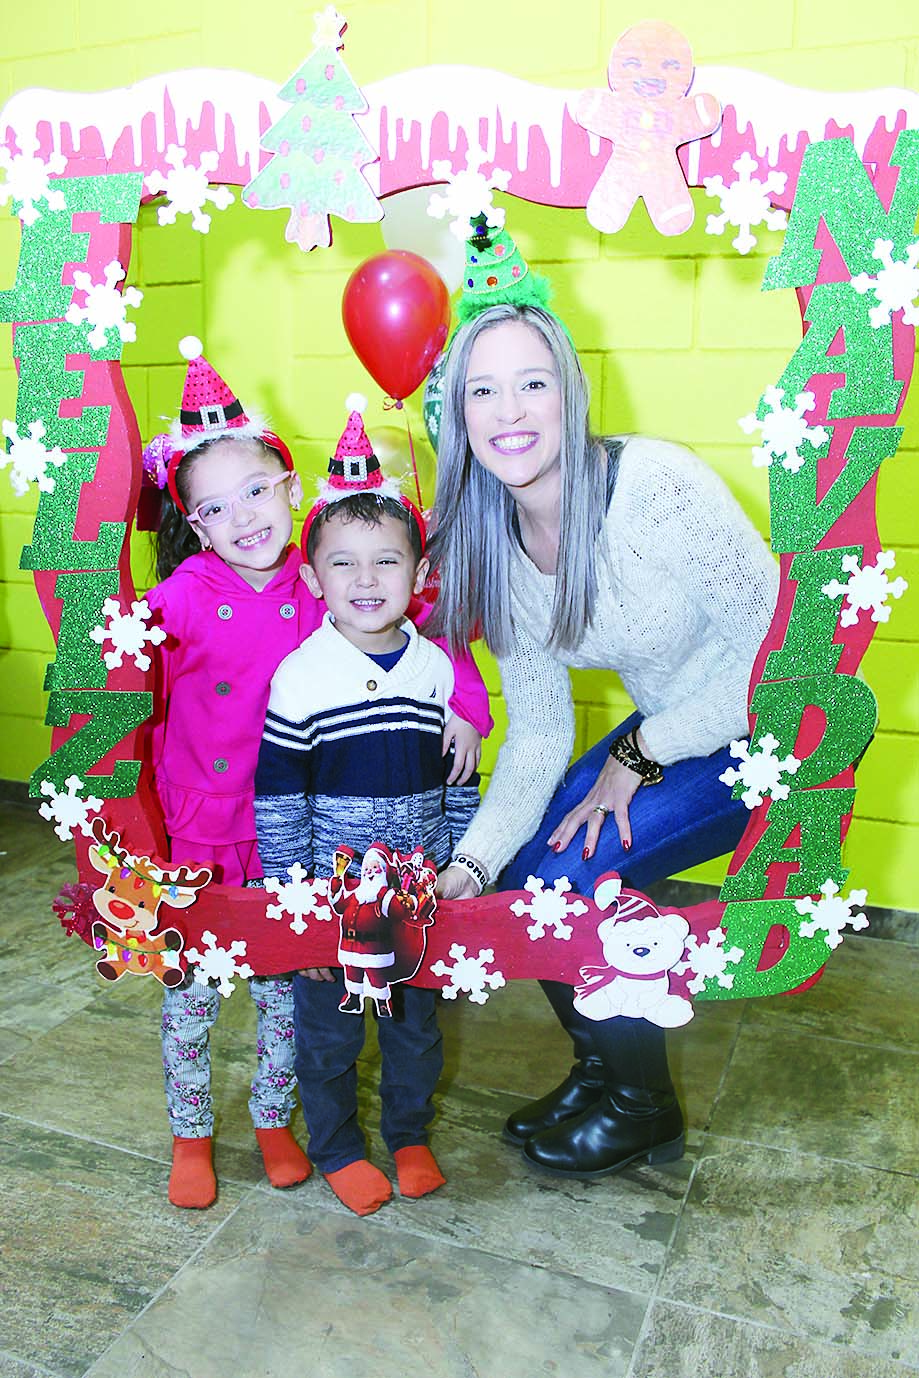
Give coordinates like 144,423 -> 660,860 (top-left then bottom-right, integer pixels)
1,0 -> 917,909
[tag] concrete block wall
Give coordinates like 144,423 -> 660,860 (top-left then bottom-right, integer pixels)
1,0 -> 917,908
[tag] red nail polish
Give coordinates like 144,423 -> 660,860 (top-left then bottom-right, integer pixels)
623,839 -> 631,851
582,847 -> 590,861
550,841 -> 561,853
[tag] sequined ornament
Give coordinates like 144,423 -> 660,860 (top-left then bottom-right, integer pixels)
720,787 -> 855,904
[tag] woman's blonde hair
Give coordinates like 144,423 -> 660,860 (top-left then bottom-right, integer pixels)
427,304 -> 612,657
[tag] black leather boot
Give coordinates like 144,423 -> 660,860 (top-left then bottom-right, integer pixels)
502,1057 -> 606,1145
521,1083 -> 685,1178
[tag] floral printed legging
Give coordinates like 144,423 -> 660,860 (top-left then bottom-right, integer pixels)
161,974 -> 298,1138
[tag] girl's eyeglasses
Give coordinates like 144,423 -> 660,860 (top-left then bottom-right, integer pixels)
187,472 -> 292,528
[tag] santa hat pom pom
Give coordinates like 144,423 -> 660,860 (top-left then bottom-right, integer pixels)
344,392 -> 367,414
179,335 -> 204,361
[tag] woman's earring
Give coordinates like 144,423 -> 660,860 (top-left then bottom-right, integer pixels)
291,498 -> 301,512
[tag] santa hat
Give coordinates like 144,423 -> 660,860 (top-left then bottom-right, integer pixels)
301,395 -> 427,554
163,337 -> 294,511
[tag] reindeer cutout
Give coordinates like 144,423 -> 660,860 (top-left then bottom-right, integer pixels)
87,818 -> 211,987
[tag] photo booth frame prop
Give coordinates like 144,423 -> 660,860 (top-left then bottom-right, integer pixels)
1,20 -> 914,1019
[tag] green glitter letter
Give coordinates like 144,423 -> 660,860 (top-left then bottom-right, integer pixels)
44,571 -> 121,690
772,282 -> 901,420
720,787 -> 855,902
763,132 -> 919,290
751,676 -> 878,788
763,548 -> 861,680
697,900 -> 830,1000
20,454 -> 125,572
30,689 -> 153,797
770,426 -> 901,554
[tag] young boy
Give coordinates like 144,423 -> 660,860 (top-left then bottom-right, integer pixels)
253,422 -> 482,1218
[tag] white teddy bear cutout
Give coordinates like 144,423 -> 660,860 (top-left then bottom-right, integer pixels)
573,873 -> 694,1028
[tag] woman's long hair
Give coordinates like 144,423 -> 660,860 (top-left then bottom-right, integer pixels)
426,304 -> 610,658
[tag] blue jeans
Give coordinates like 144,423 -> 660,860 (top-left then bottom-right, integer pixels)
500,712 -> 749,1093
293,972 -> 444,1173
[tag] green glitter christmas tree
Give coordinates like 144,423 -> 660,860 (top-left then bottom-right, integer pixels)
243,6 -> 382,252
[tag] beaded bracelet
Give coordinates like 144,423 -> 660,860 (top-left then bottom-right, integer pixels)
609,727 -> 664,785
449,853 -> 490,893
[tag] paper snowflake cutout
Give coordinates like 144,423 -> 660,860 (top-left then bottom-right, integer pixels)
703,151 -> 788,255
38,775 -> 103,842
264,863 -> 333,935
851,237 -> 919,328
674,926 -> 744,995
738,386 -> 828,474
1,418 -> 68,496
185,930 -> 254,997
312,3 -> 346,49
509,874 -> 587,941
430,944 -> 506,1005
428,146 -> 511,242
89,597 -> 166,672
145,145 -> 234,234
719,733 -> 801,809
65,260 -> 143,350
795,880 -> 869,950
0,137 -> 67,226
822,551 -> 908,627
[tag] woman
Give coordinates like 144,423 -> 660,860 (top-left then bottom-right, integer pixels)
432,303 -> 778,1179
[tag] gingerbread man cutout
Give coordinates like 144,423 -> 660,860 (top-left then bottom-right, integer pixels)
576,20 -> 720,236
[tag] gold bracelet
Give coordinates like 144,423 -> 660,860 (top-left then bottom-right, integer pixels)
608,727 -> 664,785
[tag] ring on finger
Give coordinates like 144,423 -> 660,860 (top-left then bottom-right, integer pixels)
591,805 -> 610,818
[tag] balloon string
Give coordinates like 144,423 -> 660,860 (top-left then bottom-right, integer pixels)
382,396 -> 404,411
404,410 -> 423,509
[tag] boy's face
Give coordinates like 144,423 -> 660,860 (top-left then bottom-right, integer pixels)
301,509 -> 429,652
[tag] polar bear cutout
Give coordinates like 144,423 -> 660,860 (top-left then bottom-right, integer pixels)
574,871 -> 694,1027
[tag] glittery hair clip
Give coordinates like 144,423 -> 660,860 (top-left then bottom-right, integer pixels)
141,433 -> 175,491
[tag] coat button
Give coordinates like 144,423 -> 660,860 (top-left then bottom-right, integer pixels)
213,758 -> 229,773
366,679 -> 378,692
217,604 -> 232,620
215,681 -> 231,696
279,603 -> 296,619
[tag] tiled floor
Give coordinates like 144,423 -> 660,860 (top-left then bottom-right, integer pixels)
1,799 -> 917,1378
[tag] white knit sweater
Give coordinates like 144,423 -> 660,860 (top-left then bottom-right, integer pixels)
456,436 -> 780,881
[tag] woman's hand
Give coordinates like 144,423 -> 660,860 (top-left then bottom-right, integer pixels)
443,715 -> 483,785
436,863 -> 480,899
548,754 -> 642,859
299,967 -> 335,981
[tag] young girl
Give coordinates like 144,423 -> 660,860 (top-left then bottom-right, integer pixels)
146,339 -> 490,1209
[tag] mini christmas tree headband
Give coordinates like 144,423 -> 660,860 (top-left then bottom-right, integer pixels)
301,394 -> 427,555
425,150 -> 555,325
144,337 -> 294,513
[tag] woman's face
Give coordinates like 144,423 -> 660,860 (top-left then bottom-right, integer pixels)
462,320 -> 562,498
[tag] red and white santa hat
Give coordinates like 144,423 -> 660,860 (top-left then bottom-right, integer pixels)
164,336 -> 294,511
301,395 -> 427,553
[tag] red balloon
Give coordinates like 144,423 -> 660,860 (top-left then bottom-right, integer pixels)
342,250 -> 450,400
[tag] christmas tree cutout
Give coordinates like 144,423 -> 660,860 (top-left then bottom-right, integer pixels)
243,5 -> 383,252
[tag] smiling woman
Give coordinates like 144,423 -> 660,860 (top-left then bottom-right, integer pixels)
428,299 -> 779,1178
